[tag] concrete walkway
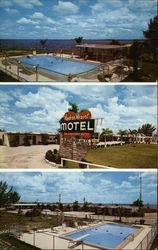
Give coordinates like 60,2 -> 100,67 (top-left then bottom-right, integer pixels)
0,145 -> 59,169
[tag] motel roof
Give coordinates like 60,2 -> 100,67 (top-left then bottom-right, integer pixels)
76,43 -> 132,50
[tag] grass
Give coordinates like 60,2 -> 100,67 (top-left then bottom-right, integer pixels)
85,144 -> 157,168
0,69 -> 18,82
0,233 -> 41,250
0,211 -> 57,231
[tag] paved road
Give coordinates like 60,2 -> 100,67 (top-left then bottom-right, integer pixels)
0,145 -> 59,169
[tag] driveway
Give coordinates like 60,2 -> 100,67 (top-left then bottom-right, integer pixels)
0,145 -> 59,169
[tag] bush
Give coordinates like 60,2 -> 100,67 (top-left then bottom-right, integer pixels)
45,150 -> 61,164
25,208 -> 41,217
10,141 -> 19,147
23,136 -> 30,146
53,149 -> 58,154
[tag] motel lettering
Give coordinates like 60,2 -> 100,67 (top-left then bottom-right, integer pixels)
60,120 -> 94,133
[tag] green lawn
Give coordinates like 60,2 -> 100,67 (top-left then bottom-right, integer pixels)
0,69 -> 18,82
0,233 -> 41,250
85,144 -> 157,168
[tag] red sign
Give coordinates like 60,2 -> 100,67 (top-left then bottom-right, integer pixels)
64,111 -> 91,121
63,132 -> 92,139
61,110 -> 93,139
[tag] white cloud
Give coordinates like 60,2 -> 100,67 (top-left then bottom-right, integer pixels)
30,12 -> 56,25
31,12 -> 45,19
53,1 -> 79,14
5,7 -> 18,13
0,0 -> 42,8
17,17 -> 39,25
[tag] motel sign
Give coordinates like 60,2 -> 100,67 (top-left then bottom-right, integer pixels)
60,111 -> 95,139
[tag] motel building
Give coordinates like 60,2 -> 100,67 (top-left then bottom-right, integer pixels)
0,131 -> 59,147
76,43 -> 132,62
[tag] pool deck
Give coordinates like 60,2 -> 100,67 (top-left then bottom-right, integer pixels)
20,221 -> 152,250
0,53 -> 128,82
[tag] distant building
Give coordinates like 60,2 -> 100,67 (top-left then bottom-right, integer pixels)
76,43 -> 132,62
0,131 -> 59,147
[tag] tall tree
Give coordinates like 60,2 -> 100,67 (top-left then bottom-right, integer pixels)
129,41 -> 143,78
132,198 -> 143,207
74,37 -> 83,45
40,39 -> 48,50
68,102 -> 79,113
138,123 -> 156,136
0,181 -> 20,207
143,15 -> 158,64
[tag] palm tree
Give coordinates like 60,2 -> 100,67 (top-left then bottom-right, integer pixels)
138,123 -> 156,136
68,102 -> 79,113
40,39 -> 48,50
129,41 -> 143,78
74,37 -> 83,45
100,128 -> 113,142
143,15 -> 158,64
118,129 -> 128,142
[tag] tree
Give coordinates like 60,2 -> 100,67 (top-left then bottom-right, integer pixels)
143,15 -> 158,64
111,40 -> 120,45
128,129 -> 138,135
40,39 -> 48,50
74,37 -> 83,45
100,128 -> 113,142
68,102 -> 79,113
73,200 -> 79,211
0,181 -> 20,207
138,123 -> 156,136
132,198 -> 143,207
129,41 -> 143,78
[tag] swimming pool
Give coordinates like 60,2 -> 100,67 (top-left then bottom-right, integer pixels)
16,55 -> 99,76
66,223 -> 139,249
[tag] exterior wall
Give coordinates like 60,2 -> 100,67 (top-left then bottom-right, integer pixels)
59,141 -> 91,161
3,134 -> 10,146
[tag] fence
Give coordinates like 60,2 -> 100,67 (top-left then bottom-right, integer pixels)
135,223 -> 157,250
46,157 -> 114,169
0,55 -> 101,82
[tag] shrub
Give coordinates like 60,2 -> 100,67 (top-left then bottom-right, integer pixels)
53,149 -> 58,154
23,136 -> 30,146
45,150 -> 61,164
10,141 -> 19,147
25,208 -> 41,217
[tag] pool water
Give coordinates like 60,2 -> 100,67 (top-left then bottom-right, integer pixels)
66,223 -> 138,248
19,55 -> 98,75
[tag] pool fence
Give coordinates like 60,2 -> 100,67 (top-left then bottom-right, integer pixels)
0,55 -> 101,82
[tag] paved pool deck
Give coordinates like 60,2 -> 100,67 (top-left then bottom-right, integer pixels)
20,222 -> 152,250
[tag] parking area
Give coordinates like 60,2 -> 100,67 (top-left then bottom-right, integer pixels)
0,145 -> 59,168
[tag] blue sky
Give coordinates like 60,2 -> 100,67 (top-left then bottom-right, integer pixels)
0,0 -> 157,39
0,85 -> 157,133
0,171 -> 157,204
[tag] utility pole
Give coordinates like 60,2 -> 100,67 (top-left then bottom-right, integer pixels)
140,173 -> 142,202
59,194 -> 61,204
